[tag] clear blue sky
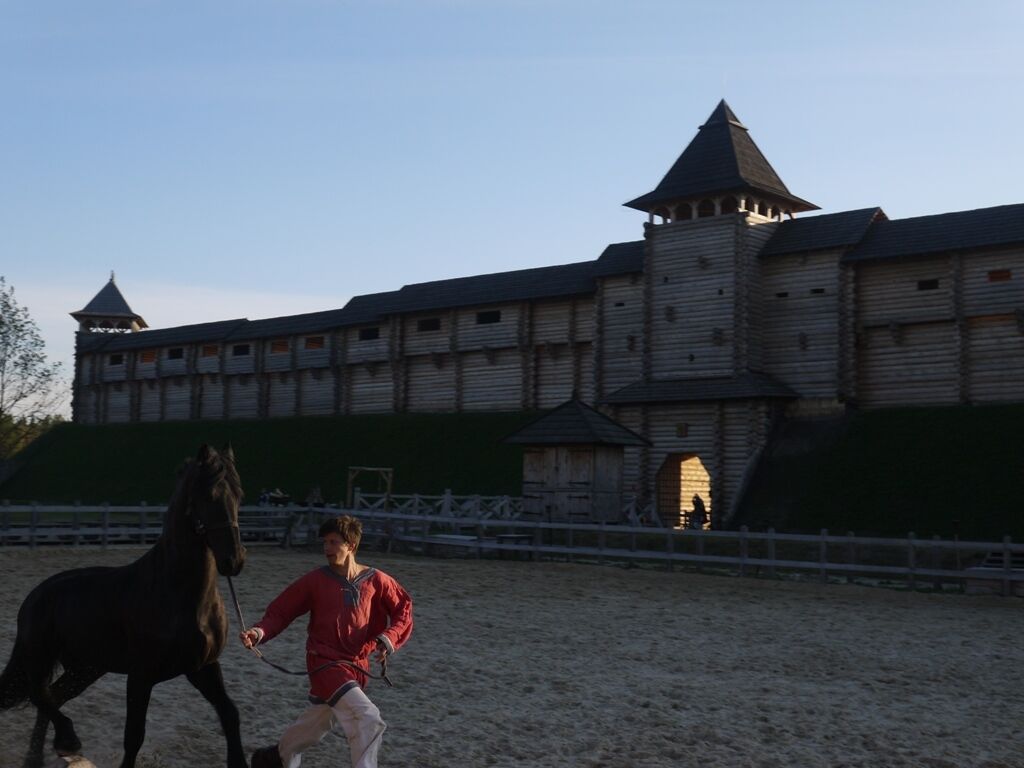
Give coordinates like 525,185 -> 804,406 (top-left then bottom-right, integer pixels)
2,0 -> 1022,412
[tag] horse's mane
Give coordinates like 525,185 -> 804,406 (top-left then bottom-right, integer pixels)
175,446 -> 243,506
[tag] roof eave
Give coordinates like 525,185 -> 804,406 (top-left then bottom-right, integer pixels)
623,186 -> 819,214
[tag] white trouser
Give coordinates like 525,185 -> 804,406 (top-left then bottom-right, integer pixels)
278,687 -> 387,768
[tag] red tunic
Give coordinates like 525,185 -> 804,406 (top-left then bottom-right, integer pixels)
253,565 -> 413,702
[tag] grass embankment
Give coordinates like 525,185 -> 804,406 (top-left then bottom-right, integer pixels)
0,412 -> 536,505
739,404 -> 1024,541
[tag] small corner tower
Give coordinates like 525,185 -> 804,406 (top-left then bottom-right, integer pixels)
71,272 -> 148,333
624,99 -> 818,224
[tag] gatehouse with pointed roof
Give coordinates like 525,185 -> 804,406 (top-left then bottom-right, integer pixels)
70,101 -> 1024,527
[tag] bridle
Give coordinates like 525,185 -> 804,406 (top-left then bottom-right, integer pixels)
188,503 -> 239,538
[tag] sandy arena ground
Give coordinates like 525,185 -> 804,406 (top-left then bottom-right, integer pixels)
0,545 -> 1021,768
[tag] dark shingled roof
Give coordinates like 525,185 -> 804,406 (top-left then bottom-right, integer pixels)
760,208 -> 885,257
72,278 -> 147,326
337,291 -> 406,326
603,371 -> 797,405
843,204 -> 1024,263
387,261 -> 597,314
78,319 -> 249,353
224,306 -> 368,341
625,101 -> 818,214
593,241 -> 644,277
503,399 -> 649,446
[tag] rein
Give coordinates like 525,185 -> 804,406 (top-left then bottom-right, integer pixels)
226,576 -> 393,687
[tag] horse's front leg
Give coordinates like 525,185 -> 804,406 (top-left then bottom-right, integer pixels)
120,674 -> 154,768
186,662 -> 247,768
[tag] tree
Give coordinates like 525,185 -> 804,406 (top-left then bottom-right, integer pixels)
0,277 -> 64,459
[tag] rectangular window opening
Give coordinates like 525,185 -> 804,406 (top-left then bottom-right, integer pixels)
988,269 -> 1012,283
775,291 -> 789,299
108,353 -> 124,366
476,310 -> 501,325
810,288 -> 826,295
270,339 -> 289,354
304,336 -> 325,350
917,279 -> 940,291
201,344 -> 219,358
232,344 -> 251,357
417,317 -> 441,332
358,327 -> 380,341
167,347 -> 184,360
614,301 -> 625,308
139,350 -> 156,364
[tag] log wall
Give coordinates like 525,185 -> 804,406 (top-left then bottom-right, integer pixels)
761,250 -> 842,398
596,275 -> 643,397
70,243 -> 1024,428
645,217 -> 739,380
198,376 -> 225,420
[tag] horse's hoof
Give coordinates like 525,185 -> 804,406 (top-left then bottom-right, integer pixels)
52,735 -> 82,756
251,745 -> 283,768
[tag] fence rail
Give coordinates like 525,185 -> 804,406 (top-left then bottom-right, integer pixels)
1,505 -> 1021,595
352,490 -> 524,519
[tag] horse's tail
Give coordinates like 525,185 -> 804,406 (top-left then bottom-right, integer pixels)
0,640 -> 30,709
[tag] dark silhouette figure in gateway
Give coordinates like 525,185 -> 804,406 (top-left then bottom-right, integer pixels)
0,445 -> 248,768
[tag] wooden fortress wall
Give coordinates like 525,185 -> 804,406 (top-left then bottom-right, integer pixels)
73,295 -> 597,425
852,247 -> 1024,408
72,214 -> 1024,517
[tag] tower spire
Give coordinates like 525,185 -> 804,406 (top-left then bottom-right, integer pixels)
71,275 -> 147,333
624,100 -> 818,223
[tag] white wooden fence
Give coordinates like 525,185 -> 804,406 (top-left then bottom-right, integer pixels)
352,490 -> 524,519
1,504 -> 1021,595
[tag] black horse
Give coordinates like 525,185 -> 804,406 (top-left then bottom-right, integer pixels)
0,444 -> 248,768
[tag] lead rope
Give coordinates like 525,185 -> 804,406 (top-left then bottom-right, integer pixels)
226,575 -> 393,687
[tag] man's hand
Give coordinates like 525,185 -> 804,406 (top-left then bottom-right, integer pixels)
373,639 -> 390,663
239,628 -> 261,649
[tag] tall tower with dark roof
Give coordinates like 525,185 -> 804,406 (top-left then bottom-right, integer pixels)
625,100 -> 817,224
71,273 -> 148,333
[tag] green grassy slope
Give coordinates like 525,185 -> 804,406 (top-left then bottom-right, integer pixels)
738,404 -> 1024,541
0,412 -> 537,505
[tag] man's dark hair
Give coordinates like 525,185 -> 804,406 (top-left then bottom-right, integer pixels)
318,515 -> 363,550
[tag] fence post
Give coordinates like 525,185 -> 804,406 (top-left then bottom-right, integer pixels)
353,487 -> 362,510
846,531 -> 856,584
475,521 -> 483,560
766,528 -> 777,579
101,503 -> 110,549
907,532 -> 916,592
1002,535 -> 1013,597
73,501 -> 81,547
931,534 -> 942,591
532,522 -> 542,563
739,525 -> 749,577
442,489 -> 453,517
819,528 -> 828,584
30,502 -> 38,549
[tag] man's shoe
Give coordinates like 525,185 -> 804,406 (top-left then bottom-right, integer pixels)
251,745 -> 284,768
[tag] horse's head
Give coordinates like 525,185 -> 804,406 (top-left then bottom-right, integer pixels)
184,444 -> 247,576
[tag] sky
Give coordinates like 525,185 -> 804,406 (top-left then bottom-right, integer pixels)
2,0 -> 1023,414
